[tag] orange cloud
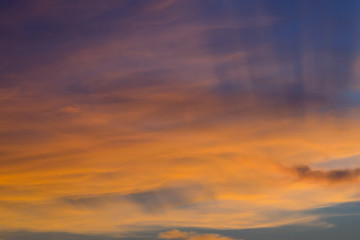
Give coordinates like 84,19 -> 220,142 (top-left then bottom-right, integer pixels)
159,230 -> 243,240
1,0 -> 360,235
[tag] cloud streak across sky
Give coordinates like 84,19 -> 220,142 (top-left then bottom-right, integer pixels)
0,0 -> 360,239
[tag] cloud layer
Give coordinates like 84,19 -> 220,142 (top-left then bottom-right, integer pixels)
0,0 -> 360,235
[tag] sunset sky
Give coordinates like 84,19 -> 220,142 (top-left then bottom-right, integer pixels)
1,0 -> 360,239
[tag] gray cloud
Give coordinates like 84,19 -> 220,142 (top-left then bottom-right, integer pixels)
292,165 -> 360,183
61,185 -> 214,213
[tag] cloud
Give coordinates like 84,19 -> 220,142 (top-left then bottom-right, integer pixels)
292,165 -> 360,184
159,230 -> 244,240
60,185 -> 214,213
1,0 -> 360,235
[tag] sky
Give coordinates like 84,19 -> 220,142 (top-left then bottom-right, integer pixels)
1,0 -> 360,239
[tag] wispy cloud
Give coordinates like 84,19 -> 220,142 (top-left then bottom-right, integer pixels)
1,0 -> 360,235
